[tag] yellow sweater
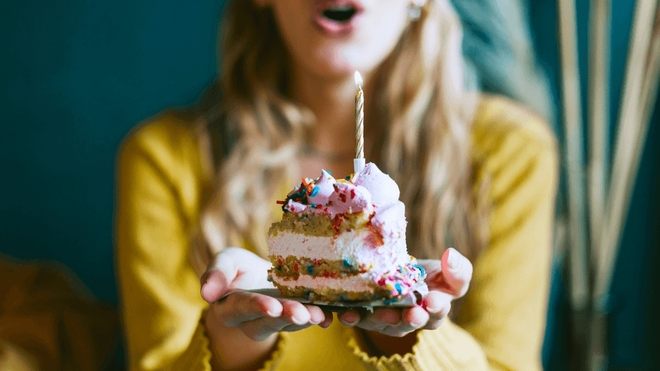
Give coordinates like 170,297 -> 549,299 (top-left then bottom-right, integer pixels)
116,96 -> 558,371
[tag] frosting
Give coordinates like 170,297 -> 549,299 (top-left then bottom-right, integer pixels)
276,163 -> 406,238
270,162 -> 427,300
352,162 -> 400,206
308,170 -> 336,205
370,201 -> 407,238
326,183 -> 372,215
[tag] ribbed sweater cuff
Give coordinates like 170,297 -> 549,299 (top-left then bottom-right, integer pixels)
346,320 -> 488,371
257,332 -> 288,371
173,317 -> 212,371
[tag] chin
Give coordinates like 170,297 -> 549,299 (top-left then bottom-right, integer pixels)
308,44 -> 379,79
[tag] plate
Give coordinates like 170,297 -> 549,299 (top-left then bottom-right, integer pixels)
220,284 -> 428,312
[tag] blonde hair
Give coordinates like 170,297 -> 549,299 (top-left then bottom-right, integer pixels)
191,0 -> 486,276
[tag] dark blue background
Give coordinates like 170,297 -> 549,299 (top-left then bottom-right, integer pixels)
1,0 -> 657,369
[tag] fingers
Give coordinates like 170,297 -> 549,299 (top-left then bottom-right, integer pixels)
336,290 -> 455,336
339,307 -> 429,337
215,292 -> 283,327
200,248 -> 243,303
201,269 -> 233,303
200,247 -> 273,303
440,248 -> 473,298
213,294 -> 330,340
421,291 -> 452,330
339,309 -> 361,327
236,302 -> 326,341
319,310 -> 334,329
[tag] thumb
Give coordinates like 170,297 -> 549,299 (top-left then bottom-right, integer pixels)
200,250 -> 239,303
440,248 -> 473,299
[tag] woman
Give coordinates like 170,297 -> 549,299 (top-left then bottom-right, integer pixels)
116,0 -> 557,370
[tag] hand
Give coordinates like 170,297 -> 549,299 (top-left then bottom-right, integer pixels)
201,247 -> 332,341
338,248 -> 472,344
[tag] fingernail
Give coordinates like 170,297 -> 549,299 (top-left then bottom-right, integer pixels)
266,308 -> 282,317
447,248 -> 460,270
292,315 -> 307,325
410,320 -> 423,328
200,283 -> 210,299
342,315 -> 358,327
425,302 -> 441,314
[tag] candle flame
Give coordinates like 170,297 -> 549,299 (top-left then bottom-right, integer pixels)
354,71 -> 363,89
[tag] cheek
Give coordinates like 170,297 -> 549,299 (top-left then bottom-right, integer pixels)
359,13 -> 409,67
340,10 -> 408,73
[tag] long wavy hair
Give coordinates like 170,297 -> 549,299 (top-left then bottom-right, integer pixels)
190,0 -> 488,276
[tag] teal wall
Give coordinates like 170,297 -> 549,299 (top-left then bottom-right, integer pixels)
0,1 -> 225,304
528,1 -> 660,369
1,0 -> 657,369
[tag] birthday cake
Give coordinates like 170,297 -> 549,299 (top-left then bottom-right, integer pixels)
267,163 -> 427,302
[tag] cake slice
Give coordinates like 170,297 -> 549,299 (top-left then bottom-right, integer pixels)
267,163 -> 426,302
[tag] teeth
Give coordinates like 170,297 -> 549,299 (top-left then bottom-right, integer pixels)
327,5 -> 353,11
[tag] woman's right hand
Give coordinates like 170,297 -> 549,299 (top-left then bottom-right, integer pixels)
201,247 -> 331,370
201,247 -> 332,341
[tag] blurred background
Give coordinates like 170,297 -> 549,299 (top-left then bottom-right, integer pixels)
0,0 -> 658,370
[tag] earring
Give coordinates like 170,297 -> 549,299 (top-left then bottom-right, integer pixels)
407,0 -> 425,20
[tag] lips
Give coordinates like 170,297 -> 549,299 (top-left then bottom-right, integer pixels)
313,0 -> 364,36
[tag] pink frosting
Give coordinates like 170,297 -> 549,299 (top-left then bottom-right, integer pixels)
371,201 -> 407,238
308,170 -> 336,205
326,183 -> 372,217
352,162 -> 400,206
283,199 -> 307,213
279,163 -> 406,238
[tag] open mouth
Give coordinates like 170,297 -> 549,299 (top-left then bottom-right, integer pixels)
321,5 -> 358,23
314,1 -> 363,35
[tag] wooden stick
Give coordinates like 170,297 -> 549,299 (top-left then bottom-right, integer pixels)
588,0 -> 611,266
595,0 -> 659,303
586,2 -> 612,369
558,0 -> 590,312
641,5 -> 660,122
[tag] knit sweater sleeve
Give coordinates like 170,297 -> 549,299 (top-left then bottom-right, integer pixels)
116,113 -> 213,371
456,97 -> 558,370
348,97 -> 558,371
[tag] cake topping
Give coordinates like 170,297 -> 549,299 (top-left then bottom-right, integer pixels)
352,162 -> 400,206
370,201 -> 407,237
308,170 -> 336,205
327,183 -> 372,215
277,163 -> 406,237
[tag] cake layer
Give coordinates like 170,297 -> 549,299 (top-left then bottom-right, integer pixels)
269,255 -> 367,277
268,230 -> 410,268
269,262 -> 427,301
269,211 -> 371,237
270,273 -> 383,301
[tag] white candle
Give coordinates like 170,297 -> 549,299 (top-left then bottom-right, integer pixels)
354,71 -> 365,173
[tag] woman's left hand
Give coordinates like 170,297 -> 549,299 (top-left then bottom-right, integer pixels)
338,248 -> 472,338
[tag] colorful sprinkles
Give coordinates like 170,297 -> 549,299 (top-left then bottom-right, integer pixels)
373,262 -> 427,297
277,170 -> 358,212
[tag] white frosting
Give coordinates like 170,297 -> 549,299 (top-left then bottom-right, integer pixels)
268,230 -> 410,268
